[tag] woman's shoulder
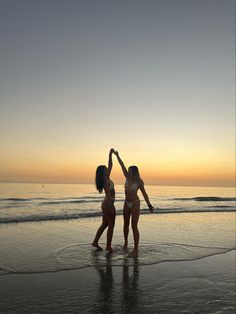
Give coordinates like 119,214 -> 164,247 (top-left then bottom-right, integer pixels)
138,178 -> 144,186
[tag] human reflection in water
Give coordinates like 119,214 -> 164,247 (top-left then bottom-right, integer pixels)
91,252 -> 141,313
121,259 -> 140,314
91,251 -> 114,313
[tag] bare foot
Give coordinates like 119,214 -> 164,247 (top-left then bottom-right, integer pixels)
128,249 -> 138,258
105,246 -> 113,253
92,242 -> 103,251
123,244 -> 128,250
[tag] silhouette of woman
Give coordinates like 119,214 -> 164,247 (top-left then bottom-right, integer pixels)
114,150 -> 154,257
92,149 -> 116,252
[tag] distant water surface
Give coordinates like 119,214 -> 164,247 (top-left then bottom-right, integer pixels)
0,183 -> 235,223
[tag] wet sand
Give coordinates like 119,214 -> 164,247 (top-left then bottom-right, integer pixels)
0,212 -> 235,313
0,250 -> 235,313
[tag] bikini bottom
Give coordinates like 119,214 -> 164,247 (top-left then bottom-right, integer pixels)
125,199 -> 140,209
102,197 -> 115,208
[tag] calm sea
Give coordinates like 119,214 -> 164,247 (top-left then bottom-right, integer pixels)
0,183 -> 235,223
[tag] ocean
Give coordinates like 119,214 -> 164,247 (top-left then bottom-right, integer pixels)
0,183 -> 235,223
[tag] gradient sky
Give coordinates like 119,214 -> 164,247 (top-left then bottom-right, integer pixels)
0,0 -> 235,186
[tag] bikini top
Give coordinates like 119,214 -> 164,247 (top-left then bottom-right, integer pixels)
125,179 -> 139,192
107,179 -> 114,191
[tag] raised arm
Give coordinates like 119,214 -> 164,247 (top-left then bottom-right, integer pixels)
107,148 -> 114,177
139,180 -> 154,213
114,151 -> 128,177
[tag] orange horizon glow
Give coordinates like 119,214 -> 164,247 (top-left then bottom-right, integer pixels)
0,154 -> 234,187
0,138 -> 235,187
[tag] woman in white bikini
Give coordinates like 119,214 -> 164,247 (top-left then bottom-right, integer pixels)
92,149 -> 116,252
114,150 -> 154,257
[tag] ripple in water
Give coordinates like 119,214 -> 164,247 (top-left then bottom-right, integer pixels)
1,242 -> 234,276
55,242 -> 232,270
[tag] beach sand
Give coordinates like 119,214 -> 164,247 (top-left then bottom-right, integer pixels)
0,212 -> 235,313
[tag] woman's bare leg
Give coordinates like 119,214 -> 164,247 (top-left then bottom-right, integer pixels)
92,214 -> 108,250
104,206 -> 116,252
130,202 -> 140,256
123,204 -> 131,249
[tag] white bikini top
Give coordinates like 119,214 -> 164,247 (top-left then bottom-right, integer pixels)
125,179 -> 139,192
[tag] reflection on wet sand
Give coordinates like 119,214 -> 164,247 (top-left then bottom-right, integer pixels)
91,251 -> 114,313
121,259 -> 140,314
91,251 -> 141,314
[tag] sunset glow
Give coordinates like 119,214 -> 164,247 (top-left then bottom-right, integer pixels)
0,0 -> 235,187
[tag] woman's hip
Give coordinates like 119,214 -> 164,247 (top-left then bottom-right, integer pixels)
102,198 -> 115,211
124,199 -> 140,210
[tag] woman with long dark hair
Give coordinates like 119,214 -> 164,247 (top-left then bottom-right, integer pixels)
114,150 -> 154,257
92,149 -> 116,252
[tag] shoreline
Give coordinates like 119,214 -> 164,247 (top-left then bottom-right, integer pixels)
1,250 -> 235,313
0,212 -> 235,275
1,247 -> 235,278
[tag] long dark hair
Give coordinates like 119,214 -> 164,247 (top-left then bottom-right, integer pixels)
129,166 -> 140,180
95,165 -> 107,193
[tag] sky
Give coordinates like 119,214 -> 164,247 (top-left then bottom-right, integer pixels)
0,0 -> 235,186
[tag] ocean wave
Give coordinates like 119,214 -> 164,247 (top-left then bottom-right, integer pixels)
207,205 -> 235,208
0,198 -> 37,202
0,196 -> 125,206
0,196 -> 104,205
0,196 -> 102,202
0,207 -> 235,224
172,196 -> 236,202
41,199 -> 102,205
0,211 -> 104,224
2,196 -> 235,204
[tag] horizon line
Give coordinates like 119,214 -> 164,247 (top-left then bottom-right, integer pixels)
0,180 -> 235,189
